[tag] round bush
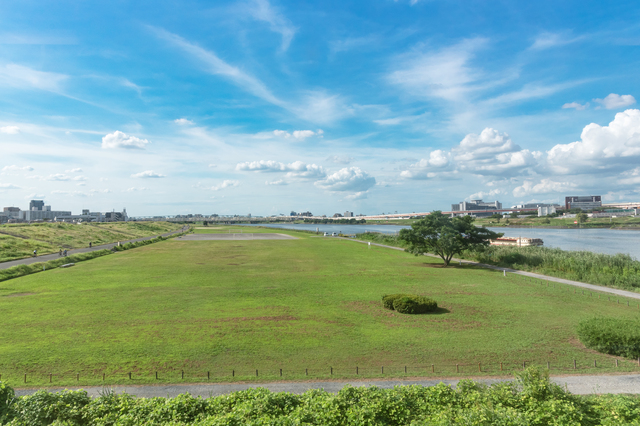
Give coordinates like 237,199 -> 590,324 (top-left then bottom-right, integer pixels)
382,294 -> 437,314
577,317 -> 640,358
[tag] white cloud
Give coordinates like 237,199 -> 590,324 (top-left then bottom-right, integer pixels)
236,160 -> 286,172
400,150 -> 452,180
562,102 -> 589,110
315,167 -> 376,192
0,183 -> 20,189
212,180 -> 239,191
208,164 -> 217,168
2,165 -> 33,172
72,176 -> 87,181
153,27 -> 287,108
284,161 -> 326,179
65,168 -> 83,173
467,189 -> 506,200
131,170 -> 165,178
102,131 -> 150,149
273,129 -> 323,141
76,182 -> 86,186
89,189 -> 111,194
0,125 -> 19,134
0,63 -> 67,91
453,128 -> 539,175
24,193 -> 45,200
530,32 -> 583,50
265,179 -> 286,186
174,118 -> 194,125
388,38 -> 487,101
547,109 -> 640,174
294,91 -> 352,124
246,0 -> 296,52
236,160 -> 326,179
46,173 -> 71,181
513,179 -> 576,198
326,155 -> 353,164
52,190 -> 88,197
345,191 -> 369,200
593,93 -> 636,110
125,187 -> 149,192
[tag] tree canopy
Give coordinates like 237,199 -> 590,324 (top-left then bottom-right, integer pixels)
399,211 -> 502,266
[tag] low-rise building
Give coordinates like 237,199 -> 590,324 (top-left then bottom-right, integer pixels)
565,195 -> 601,210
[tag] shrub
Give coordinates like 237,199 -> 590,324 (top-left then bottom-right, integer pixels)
0,381 -> 15,423
382,294 -> 437,314
382,293 -> 411,310
393,296 -> 438,314
577,317 -> 640,359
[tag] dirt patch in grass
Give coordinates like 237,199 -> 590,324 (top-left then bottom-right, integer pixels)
4,292 -> 36,298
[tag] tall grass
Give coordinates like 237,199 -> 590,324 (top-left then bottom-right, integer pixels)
468,246 -> 640,290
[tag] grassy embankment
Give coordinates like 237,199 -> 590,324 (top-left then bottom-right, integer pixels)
356,232 -> 640,292
1,225 -> 640,387
0,222 -> 182,262
475,214 -> 640,229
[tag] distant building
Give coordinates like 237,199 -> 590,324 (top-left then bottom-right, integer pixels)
333,213 -> 343,218
29,200 -> 45,211
105,209 -> 128,222
565,196 -> 601,210
538,206 -> 556,217
344,211 -> 354,217
450,199 -> 502,217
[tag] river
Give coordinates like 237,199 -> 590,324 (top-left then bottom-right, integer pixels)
243,223 -> 640,259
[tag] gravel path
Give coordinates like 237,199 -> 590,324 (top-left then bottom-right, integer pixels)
14,374 -> 640,397
352,239 -> 640,300
0,226 -> 188,270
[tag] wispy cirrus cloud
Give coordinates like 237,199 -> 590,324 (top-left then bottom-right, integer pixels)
246,0 -> 296,52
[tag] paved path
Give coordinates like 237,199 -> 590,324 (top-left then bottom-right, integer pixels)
0,226 -> 189,270
352,239 -> 640,301
14,374 -> 640,397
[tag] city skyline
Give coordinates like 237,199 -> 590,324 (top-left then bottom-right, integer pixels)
2,1 -> 640,216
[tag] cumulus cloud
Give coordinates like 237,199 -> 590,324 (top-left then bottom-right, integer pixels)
212,180 -> 239,191
24,193 -> 45,200
513,179 -> 576,198
46,174 -> 71,181
0,183 -> 20,189
52,190 -> 88,197
102,131 -> 150,149
89,189 -> 111,194
2,165 -> 33,172
174,118 -> 194,125
65,168 -> 82,173
453,128 -> 539,175
315,167 -> 376,192
400,150 -> 452,179
236,160 -> 326,179
265,179 -> 286,185
273,129 -> 323,141
547,109 -> 640,174
72,176 -> 87,181
593,94 -> 636,110
236,160 -> 287,172
562,102 -> 589,110
467,189 -> 506,200
345,191 -> 369,200
131,170 -> 165,178
125,187 -> 149,192
0,125 -> 19,134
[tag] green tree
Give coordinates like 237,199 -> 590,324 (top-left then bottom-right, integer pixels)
576,213 -> 588,223
399,211 -> 502,266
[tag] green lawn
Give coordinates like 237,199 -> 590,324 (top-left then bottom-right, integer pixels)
1,226 -> 639,387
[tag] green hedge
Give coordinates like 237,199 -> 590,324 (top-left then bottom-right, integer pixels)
382,294 -> 438,314
577,317 -> 640,359
2,368 -> 640,425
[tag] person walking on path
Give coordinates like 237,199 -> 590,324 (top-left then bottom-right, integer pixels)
33,249 -> 37,257
89,242 -> 92,248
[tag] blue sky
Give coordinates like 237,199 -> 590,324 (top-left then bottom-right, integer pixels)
2,0 -> 640,216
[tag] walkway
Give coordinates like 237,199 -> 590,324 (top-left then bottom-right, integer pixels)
0,226 -> 189,270
352,239 -> 640,301
14,374 -> 640,397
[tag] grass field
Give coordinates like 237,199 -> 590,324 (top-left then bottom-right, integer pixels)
0,221 -> 182,262
1,225 -> 639,387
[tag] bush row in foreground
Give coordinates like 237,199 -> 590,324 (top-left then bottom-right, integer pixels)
2,368 -> 640,425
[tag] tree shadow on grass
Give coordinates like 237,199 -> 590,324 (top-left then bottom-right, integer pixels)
427,307 -> 450,315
